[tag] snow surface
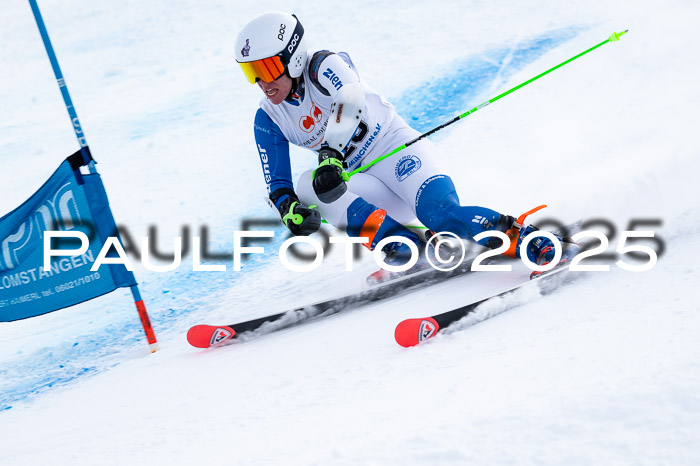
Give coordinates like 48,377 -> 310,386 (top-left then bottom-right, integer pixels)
1,0 -> 699,464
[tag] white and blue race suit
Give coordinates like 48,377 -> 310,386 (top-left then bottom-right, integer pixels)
253,50 -> 510,252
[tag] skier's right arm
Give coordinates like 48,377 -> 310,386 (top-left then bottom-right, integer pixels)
254,108 -> 321,236
307,52 -> 365,204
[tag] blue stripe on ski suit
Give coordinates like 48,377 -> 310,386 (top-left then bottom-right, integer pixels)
254,107 -> 294,208
415,175 -> 502,245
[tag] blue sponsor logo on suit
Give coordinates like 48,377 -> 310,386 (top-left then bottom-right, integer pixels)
395,155 -> 422,182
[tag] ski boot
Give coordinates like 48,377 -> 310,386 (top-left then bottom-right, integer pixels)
345,198 -> 427,285
500,205 -> 578,278
368,230 -> 466,285
500,205 -> 559,273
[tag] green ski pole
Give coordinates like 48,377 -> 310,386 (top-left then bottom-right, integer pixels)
342,30 -> 628,181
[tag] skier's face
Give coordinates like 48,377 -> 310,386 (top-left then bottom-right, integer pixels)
257,73 -> 291,105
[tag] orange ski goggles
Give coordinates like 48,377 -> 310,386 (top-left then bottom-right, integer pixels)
239,55 -> 286,84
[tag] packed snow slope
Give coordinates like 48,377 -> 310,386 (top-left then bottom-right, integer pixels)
1,0 -> 699,464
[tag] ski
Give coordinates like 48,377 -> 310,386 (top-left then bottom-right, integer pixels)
394,263 -> 576,347
188,220 -> 583,348
186,254 -> 479,348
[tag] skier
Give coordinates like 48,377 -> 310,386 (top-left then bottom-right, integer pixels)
235,12 -> 558,268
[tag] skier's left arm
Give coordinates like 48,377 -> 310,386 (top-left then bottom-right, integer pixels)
309,52 -> 366,203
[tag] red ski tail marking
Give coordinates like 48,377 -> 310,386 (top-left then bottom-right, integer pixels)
187,325 -> 236,348
394,317 -> 440,347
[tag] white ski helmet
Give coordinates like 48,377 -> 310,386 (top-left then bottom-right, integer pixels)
235,12 -> 307,83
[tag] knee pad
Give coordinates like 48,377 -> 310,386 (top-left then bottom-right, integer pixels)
346,198 -> 421,250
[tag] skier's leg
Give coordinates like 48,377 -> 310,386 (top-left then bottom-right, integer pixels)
342,171 -> 417,226
366,135 -> 557,264
297,170 -> 422,263
415,174 -> 561,264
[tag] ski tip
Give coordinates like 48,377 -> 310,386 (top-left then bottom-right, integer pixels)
187,325 -> 236,348
394,317 -> 439,348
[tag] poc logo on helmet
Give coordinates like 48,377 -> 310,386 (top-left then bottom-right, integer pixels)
278,23 -> 286,41
287,33 -> 299,53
